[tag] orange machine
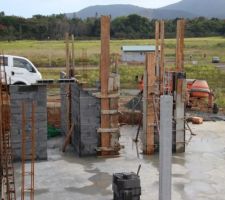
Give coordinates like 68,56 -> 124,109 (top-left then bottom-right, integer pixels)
186,79 -> 218,113
137,73 -> 218,113
189,80 -> 210,98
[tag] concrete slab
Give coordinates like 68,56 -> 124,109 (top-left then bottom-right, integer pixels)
14,122 -> 225,200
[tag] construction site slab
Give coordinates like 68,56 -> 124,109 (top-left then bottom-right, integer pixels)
14,121 -> 225,200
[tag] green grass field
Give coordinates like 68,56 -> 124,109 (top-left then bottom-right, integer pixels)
1,37 -> 225,107
1,37 -> 225,67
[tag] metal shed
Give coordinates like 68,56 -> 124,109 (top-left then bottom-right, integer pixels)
121,45 -> 156,63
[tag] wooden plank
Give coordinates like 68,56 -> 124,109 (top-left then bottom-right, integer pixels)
109,76 -> 119,148
155,21 -> 160,78
65,33 -> 72,137
175,19 -> 186,153
62,123 -> 74,152
71,34 -> 75,72
176,19 -> 185,72
160,20 -> 165,95
101,109 -> 118,114
155,21 -> 160,55
97,128 -> 119,133
180,20 -> 185,71
100,16 -> 111,155
65,32 -> 70,77
100,16 -> 110,95
176,21 -> 181,71
146,53 -> 156,155
0,68 -> 3,186
65,84 -> 71,135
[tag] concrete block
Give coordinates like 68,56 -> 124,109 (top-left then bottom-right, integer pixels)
10,85 -> 48,161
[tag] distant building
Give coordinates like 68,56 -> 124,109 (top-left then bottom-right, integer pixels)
121,45 -> 156,63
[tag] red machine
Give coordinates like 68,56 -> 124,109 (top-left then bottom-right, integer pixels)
186,79 -> 218,113
136,73 -> 218,113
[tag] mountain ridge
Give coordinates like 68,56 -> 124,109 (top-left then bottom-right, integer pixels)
163,0 -> 225,18
66,0 -> 225,19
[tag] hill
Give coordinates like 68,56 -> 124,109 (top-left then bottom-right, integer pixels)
66,4 -> 144,19
66,0 -> 225,19
163,0 -> 225,18
66,4 -> 195,19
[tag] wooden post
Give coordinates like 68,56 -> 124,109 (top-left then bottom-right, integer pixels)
175,19 -> 186,153
176,21 -> 180,71
65,32 -> 70,77
144,53 -> 156,155
155,21 -> 160,78
176,20 -> 185,72
65,32 -> 72,138
180,20 -> 185,71
0,67 -> 3,191
100,16 -> 111,155
71,34 -> 75,72
160,20 -> 165,95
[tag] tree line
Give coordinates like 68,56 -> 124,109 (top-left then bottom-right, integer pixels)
0,12 -> 225,41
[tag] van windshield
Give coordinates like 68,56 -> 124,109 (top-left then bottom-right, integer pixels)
0,56 -> 8,66
13,58 -> 36,73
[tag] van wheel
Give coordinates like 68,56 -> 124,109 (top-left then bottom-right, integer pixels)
13,82 -> 26,85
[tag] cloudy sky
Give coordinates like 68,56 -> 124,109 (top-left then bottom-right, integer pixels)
0,0 -> 181,18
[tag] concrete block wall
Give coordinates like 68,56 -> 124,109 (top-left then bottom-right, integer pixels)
10,85 -> 47,160
73,85 -> 100,156
60,83 -> 70,136
61,82 -> 100,157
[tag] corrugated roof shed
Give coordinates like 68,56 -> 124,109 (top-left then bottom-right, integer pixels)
121,45 -> 156,52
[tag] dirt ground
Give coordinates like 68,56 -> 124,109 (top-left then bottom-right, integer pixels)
14,121 -> 225,200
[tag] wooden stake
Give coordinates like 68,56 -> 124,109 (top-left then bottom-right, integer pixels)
100,16 -> 111,155
175,19 -> 186,153
160,20 -> 165,94
176,20 -> 183,71
65,33 -> 72,138
0,63 -> 3,173
71,34 -> 75,75
155,21 -> 160,77
62,123 -> 74,152
65,32 -> 70,77
180,20 -> 185,70
0,59 -> 3,199
145,53 -> 156,155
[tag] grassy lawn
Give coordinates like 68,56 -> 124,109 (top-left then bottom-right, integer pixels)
1,37 -> 225,107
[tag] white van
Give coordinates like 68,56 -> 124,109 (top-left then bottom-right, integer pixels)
0,55 -> 42,85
